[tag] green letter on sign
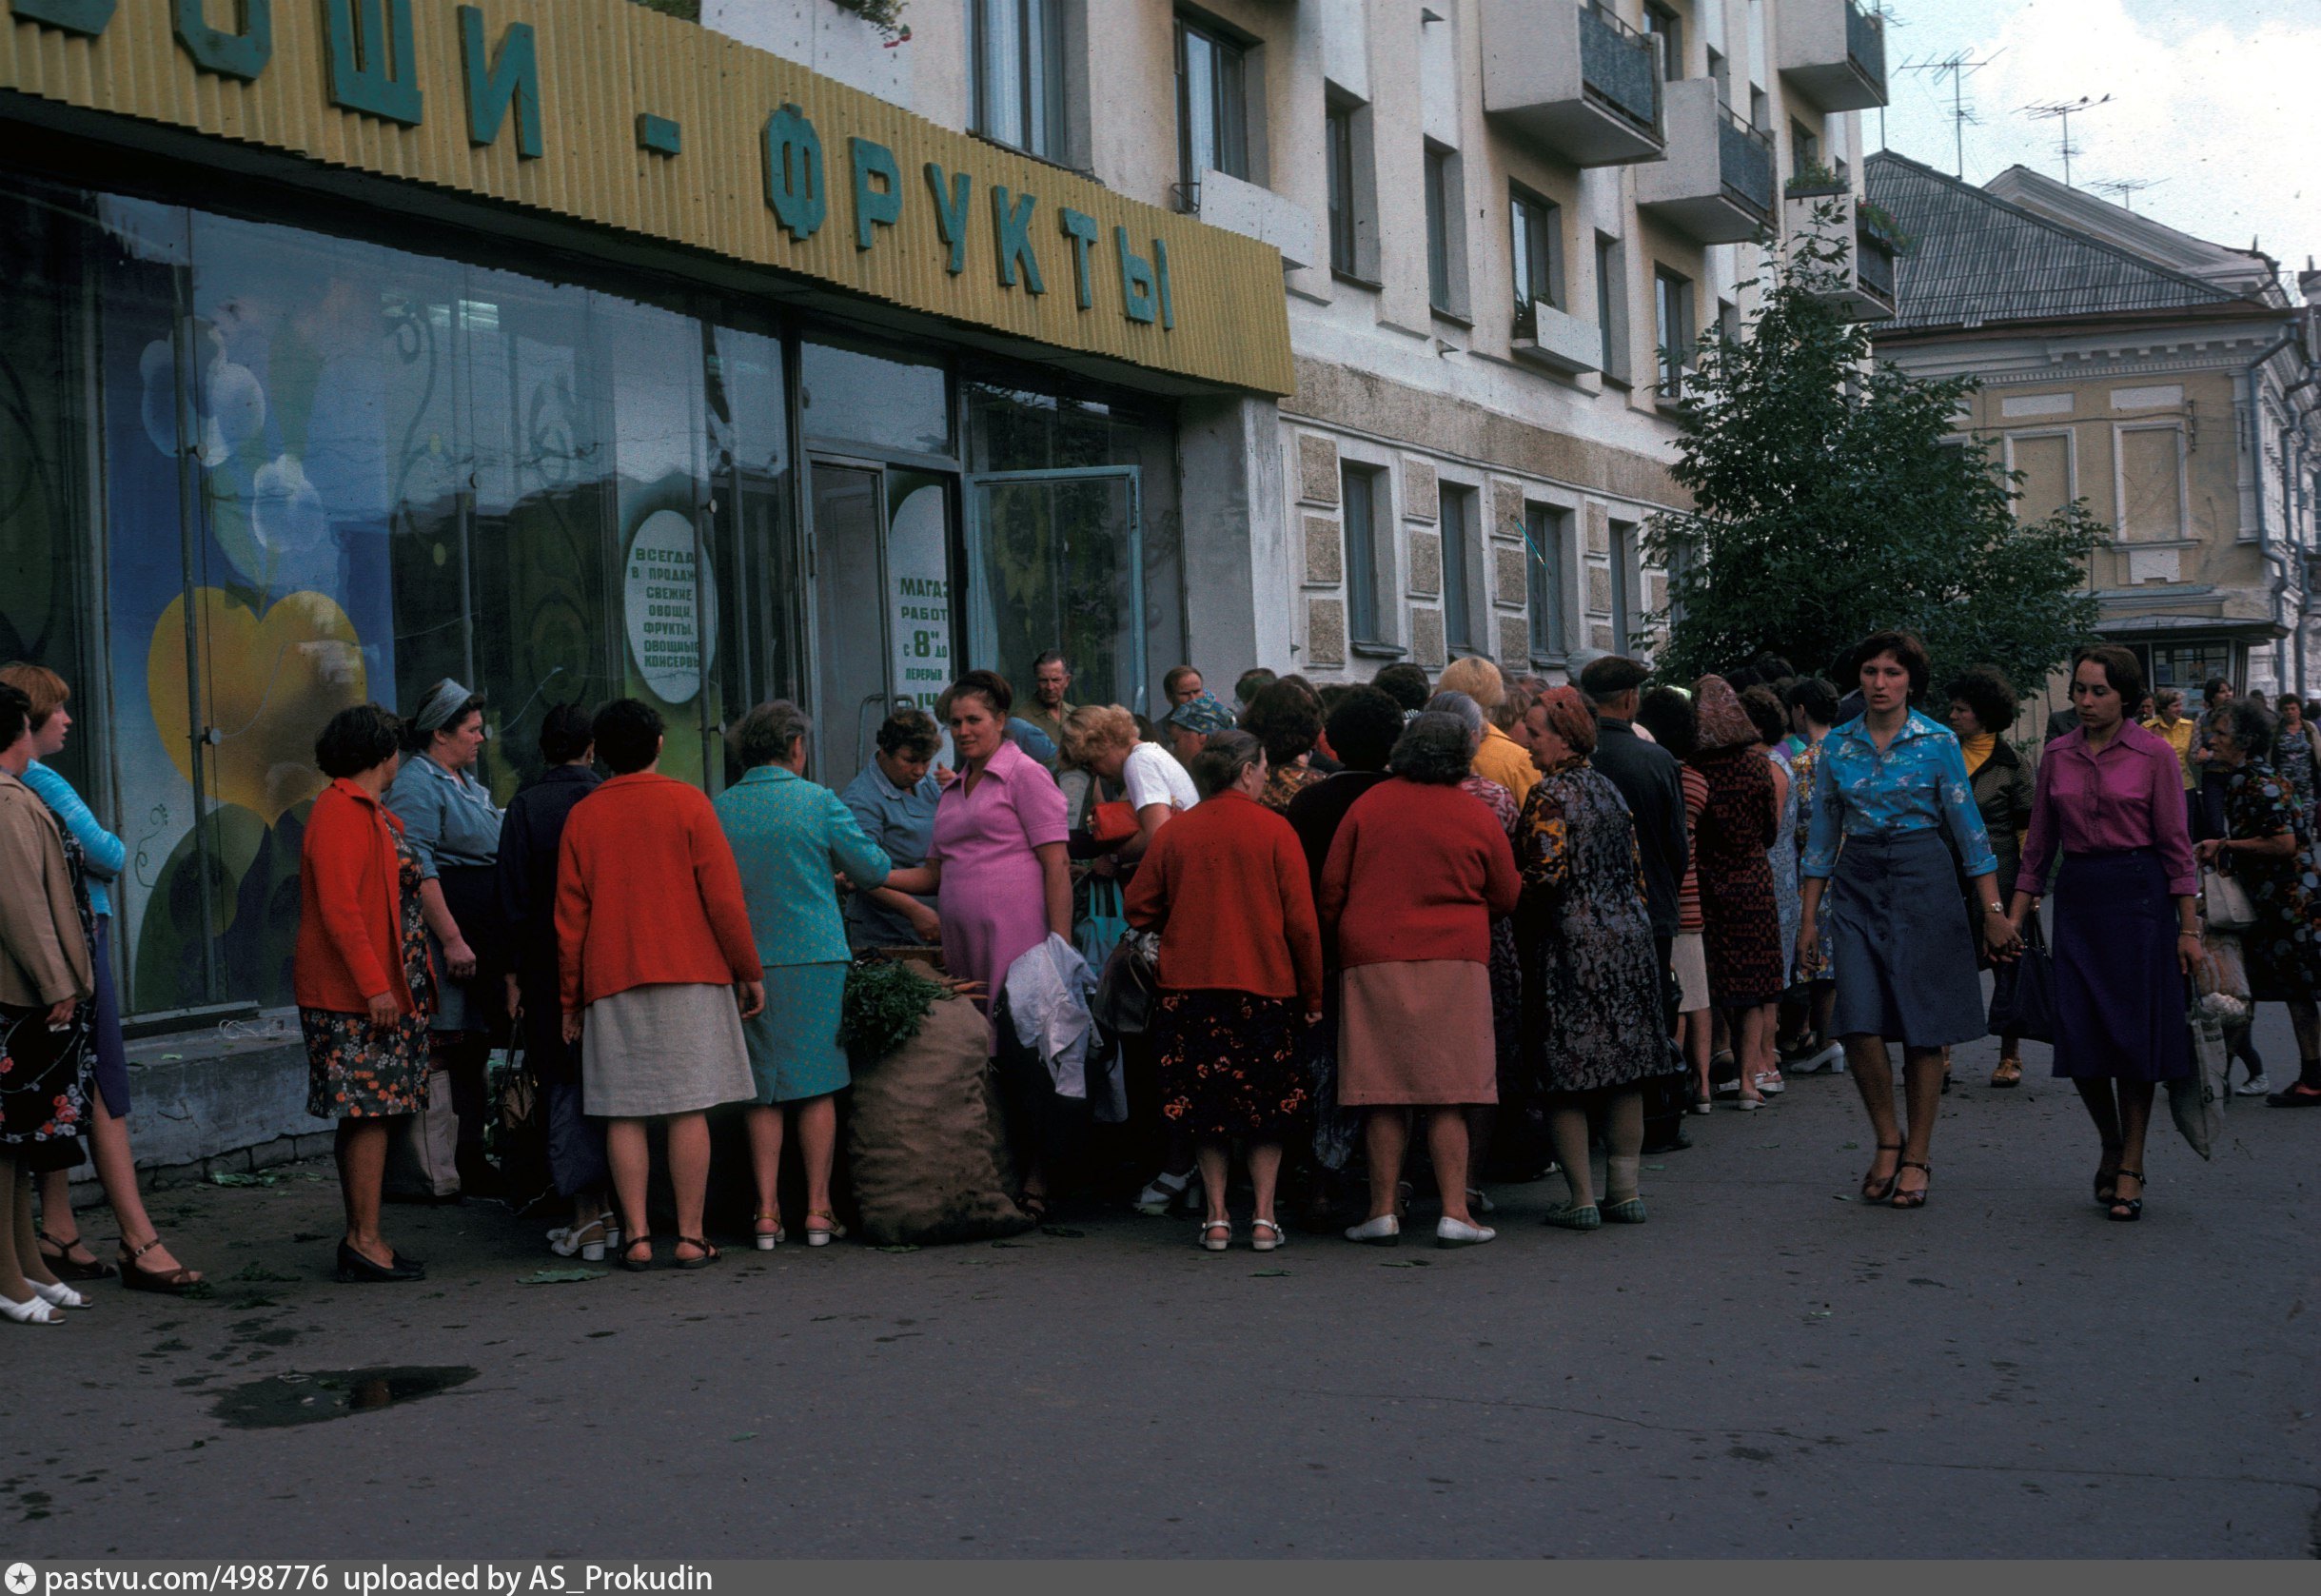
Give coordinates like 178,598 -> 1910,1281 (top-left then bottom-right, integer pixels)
923,163 -> 971,275
11,0 -> 115,35
174,0 -> 270,80
762,104 -> 826,242
849,137 -> 901,252
1057,207 -> 1098,310
991,186 -> 1044,294
1154,237 -> 1175,330
321,0 -> 423,127
457,6 -> 541,157
1115,227 -> 1156,325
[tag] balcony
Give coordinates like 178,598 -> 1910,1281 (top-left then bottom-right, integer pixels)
1781,186 -> 1896,321
1482,0 -> 1665,168
1776,0 -> 1889,112
1638,80 -> 1777,244
1185,169 -> 1320,272
1512,299 -> 1605,377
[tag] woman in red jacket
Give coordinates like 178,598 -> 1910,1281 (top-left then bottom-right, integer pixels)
556,700 -> 765,1271
294,704 -> 433,1284
1320,711 -> 1521,1248
1126,731 -> 1325,1252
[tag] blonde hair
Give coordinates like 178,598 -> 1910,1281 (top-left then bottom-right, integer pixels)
1060,703 -> 1140,769
1436,656 -> 1505,711
0,663 -> 69,730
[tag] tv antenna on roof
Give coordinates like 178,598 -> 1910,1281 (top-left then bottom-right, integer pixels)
2021,94 -> 2114,187
2091,176 -> 2164,214
1898,49 -> 2002,180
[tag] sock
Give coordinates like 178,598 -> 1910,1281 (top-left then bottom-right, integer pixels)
1604,1154 -> 1642,1206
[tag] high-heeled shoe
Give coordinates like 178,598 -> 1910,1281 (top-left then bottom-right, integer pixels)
2106,1170 -> 2144,1223
752,1212 -> 784,1251
0,1292 -> 64,1326
118,1237 -> 202,1294
30,1279 -> 91,1310
37,1228 -> 113,1280
548,1219 -> 607,1262
1861,1142 -> 1903,1204
803,1209 -> 846,1248
1891,1160 -> 1932,1210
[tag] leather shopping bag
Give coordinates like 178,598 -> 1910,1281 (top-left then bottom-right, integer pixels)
1986,921 -> 2056,1045
1090,800 -> 1141,850
1092,929 -> 1161,1037
384,1069 -> 461,1198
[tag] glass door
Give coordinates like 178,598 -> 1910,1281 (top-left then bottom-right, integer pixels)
966,468 -> 1144,712
808,460 -> 889,793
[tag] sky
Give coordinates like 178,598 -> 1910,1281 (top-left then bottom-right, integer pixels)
1865,0 -> 2319,291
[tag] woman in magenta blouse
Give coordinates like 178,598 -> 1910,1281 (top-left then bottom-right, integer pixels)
2008,646 -> 2199,1223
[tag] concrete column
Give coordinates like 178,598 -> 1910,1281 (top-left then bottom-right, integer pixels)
1178,394 -> 1292,686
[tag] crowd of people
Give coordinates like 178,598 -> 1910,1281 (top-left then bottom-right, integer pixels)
3,630 -> 2318,1317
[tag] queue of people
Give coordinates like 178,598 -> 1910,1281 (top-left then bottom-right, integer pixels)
6,629 -> 2320,1317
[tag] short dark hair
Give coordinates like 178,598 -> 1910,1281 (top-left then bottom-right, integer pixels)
728,700 -> 812,769
1387,711 -> 1474,785
405,680 -> 485,752
1740,685 -> 1788,747
1784,677 -> 1839,724
1371,661 -> 1432,714
1748,651 -> 1796,683
539,703 -> 594,765
1635,686 -> 1699,760
2075,646 -> 2147,711
1943,666 -> 2018,738
1325,685 -> 1404,773
2203,676 -> 2233,702
1578,655 -> 1652,699
876,706 -> 942,760
1190,729 -> 1265,800
1033,650 -> 1069,673
1853,630 -> 1931,702
1233,667 -> 1278,708
592,699 -> 665,775
2214,697 -> 2274,761
0,683 -> 35,752
315,703 -> 404,779
948,669 -> 1013,719
1242,680 -> 1323,767
1162,664 -> 1203,699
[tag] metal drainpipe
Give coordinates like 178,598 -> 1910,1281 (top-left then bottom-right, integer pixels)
2247,333 -> 2297,688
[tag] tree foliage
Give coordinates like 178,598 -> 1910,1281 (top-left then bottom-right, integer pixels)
1643,211 -> 2108,699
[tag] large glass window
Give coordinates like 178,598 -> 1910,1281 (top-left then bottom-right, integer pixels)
971,0 -> 1067,161
799,337 -> 952,457
1524,502 -> 1569,661
1654,265 -> 1695,397
1326,96 -> 1359,276
1176,12 -> 1249,201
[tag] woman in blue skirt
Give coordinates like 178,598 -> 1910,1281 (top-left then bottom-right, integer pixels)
1800,632 -> 2017,1210
2009,647 -> 2199,1223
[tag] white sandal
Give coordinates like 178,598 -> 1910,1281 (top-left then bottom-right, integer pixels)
548,1218 -> 608,1262
0,1292 -> 63,1326
1198,1217 -> 1233,1252
1249,1217 -> 1286,1252
30,1279 -> 90,1310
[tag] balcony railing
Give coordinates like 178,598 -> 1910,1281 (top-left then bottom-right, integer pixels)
1717,108 -> 1776,218
1580,4 -> 1662,137
1856,229 -> 1897,303
1845,0 -> 1887,98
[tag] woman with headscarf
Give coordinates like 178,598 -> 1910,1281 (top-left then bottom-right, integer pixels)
1319,712 -> 1521,1248
1244,680 -> 1328,813
1164,691 -> 1238,766
1688,677 -> 1786,1110
383,679 -> 506,1195
1516,688 -> 1671,1228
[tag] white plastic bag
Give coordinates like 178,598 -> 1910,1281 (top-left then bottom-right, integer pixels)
1004,933 -> 1097,1100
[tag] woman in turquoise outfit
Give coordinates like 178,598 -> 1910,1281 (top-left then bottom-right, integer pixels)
715,702 -> 893,1249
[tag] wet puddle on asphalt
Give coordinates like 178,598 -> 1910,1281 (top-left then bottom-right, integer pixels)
210,1366 -> 478,1429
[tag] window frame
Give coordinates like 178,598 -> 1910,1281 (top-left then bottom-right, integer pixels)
1643,1 -> 1684,83
1609,519 -> 1640,656
1595,232 -> 1629,384
970,0 -> 1068,162
1440,481 -> 1479,656
1653,264 -> 1695,399
1524,501 -> 1570,663
1175,10 -> 1250,202
1343,461 -> 1385,647
1327,92 -> 1358,277
1510,183 -> 1564,331
1424,141 -> 1469,322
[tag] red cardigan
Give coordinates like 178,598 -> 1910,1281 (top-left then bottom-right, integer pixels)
1124,790 -> 1324,1009
294,779 -> 419,1015
1318,778 -> 1521,968
556,772 -> 764,1013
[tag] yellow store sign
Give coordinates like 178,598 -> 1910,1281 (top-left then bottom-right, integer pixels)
0,0 -> 1295,393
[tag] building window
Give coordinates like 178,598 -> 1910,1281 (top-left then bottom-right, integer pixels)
1176,11 -> 1249,204
970,0 -> 1067,161
2118,425 -> 2188,542
2149,641 -> 2235,694
1706,44 -> 1728,108
1424,142 -> 1467,319
1510,185 -> 1563,333
1653,266 -> 1694,398
1790,117 -> 1821,181
1344,463 -> 1383,645
1327,94 -> 1358,275
1595,233 -> 1628,383
1524,502 -> 1569,660
1610,520 -> 1640,654
1441,483 -> 1477,656
1643,1 -> 1684,82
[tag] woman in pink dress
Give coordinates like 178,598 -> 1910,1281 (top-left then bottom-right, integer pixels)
884,670 -> 1072,1212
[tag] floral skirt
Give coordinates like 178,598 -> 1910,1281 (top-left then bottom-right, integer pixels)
1155,989 -> 1309,1138
0,998 -> 93,1170
303,1006 -> 432,1120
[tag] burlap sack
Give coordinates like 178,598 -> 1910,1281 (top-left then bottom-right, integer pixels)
847,987 -> 1034,1246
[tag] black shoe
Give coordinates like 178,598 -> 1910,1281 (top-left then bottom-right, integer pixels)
1640,1131 -> 1692,1155
389,1251 -> 425,1275
336,1241 -> 423,1283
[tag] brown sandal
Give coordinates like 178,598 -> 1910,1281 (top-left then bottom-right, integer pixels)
672,1236 -> 720,1271
39,1229 -> 115,1281
1890,1160 -> 1932,1210
117,1236 -> 201,1293
1860,1143 -> 1902,1203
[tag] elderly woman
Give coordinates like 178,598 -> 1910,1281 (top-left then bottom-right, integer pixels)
839,708 -> 945,951
1060,702 -> 1197,863
0,663 -> 199,1292
0,682 -> 97,1323
885,671 -> 1072,1216
1125,731 -> 1324,1251
1810,633 -> 2012,1212
1690,677 -> 1785,1110
1944,666 -> 2036,1088
1163,691 -> 1237,765
1439,657 -> 1537,805
2197,699 -> 2321,1113
384,679 -> 506,1196
293,704 -> 432,1284
1244,680 -> 1328,812
557,700 -> 764,1271
1320,711 -> 1521,1248
1517,688 -> 1672,1229
716,702 -> 893,1249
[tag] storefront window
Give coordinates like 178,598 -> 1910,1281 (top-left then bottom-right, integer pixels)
799,337 -> 951,457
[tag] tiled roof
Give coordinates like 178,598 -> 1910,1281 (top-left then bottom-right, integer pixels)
1863,150 -> 2257,334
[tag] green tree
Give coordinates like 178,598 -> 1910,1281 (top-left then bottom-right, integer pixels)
1642,210 -> 2108,699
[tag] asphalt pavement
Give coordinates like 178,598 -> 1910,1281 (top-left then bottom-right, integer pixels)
8,1018 -> 2316,1559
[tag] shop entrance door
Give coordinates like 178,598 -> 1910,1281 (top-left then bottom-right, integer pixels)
966,469 -> 1144,713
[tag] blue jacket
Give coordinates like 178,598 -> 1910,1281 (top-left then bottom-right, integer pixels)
22,759 -> 125,917
715,765 -> 893,967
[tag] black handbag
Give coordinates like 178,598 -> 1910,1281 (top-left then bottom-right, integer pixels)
1987,920 -> 2056,1045
1092,931 -> 1160,1036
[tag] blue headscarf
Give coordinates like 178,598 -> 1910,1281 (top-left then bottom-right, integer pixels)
1165,691 -> 1237,739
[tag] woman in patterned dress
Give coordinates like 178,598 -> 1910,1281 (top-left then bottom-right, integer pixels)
294,704 -> 436,1284
2199,699 -> 2321,1110
2269,694 -> 2321,823
1743,686 -> 1800,1097
1687,677 -> 1784,1110
1516,689 -> 1672,1230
